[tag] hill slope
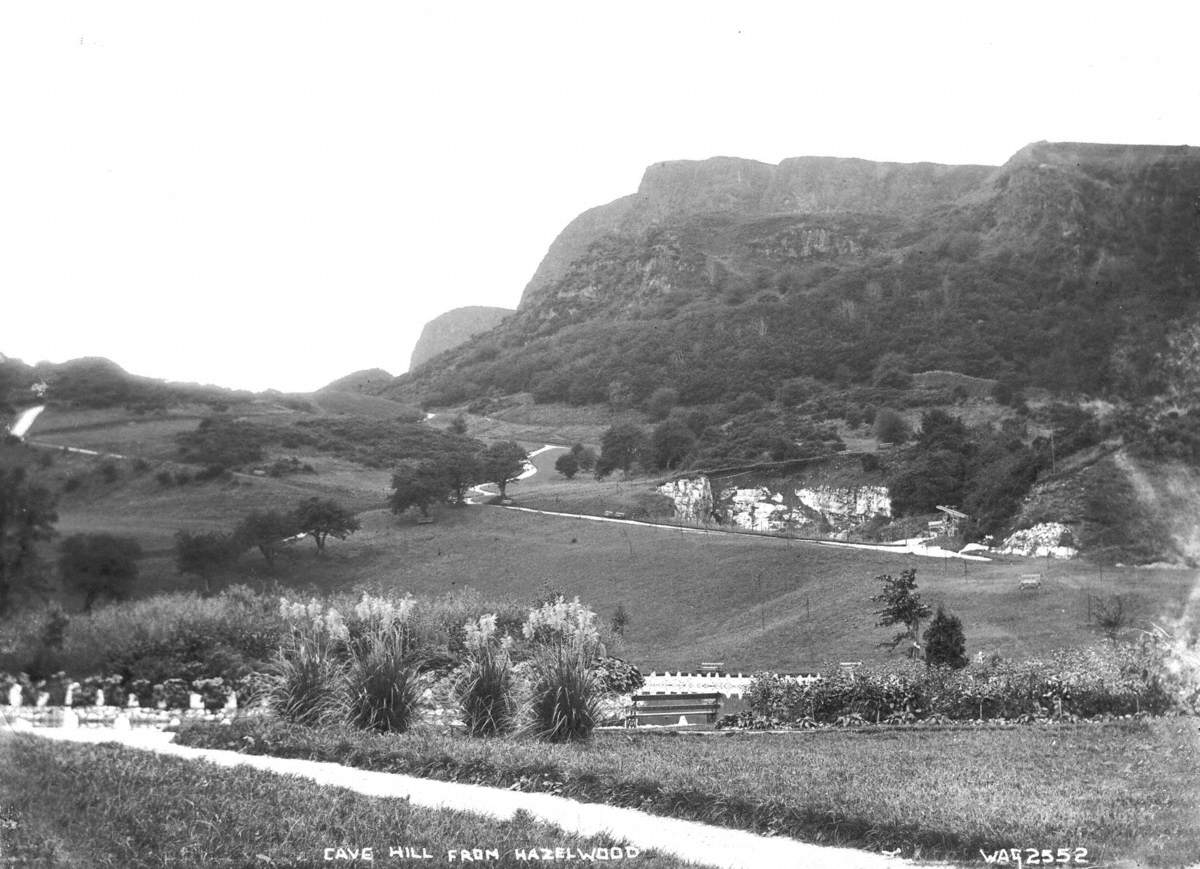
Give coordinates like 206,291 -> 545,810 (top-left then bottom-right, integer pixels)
385,142 -> 1200,408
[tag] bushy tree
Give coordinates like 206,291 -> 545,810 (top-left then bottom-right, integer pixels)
389,460 -> 448,518
923,605 -> 967,668
235,510 -> 299,566
873,409 -> 910,444
871,352 -> 912,388
0,466 -> 58,616
479,440 -> 528,499
644,387 -> 679,421
871,568 -> 932,659
174,530 -> 241,594
570,443 -> 597,471
59,533 -> 142,611
292,497 -> 360,554
650,419 -> 696,470
554,452 -> 579,480
595,423 -> 648,478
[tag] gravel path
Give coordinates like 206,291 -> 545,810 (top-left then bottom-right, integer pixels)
25,727 -> 933,869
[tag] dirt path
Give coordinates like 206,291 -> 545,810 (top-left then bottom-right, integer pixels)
25,727 -> 932,869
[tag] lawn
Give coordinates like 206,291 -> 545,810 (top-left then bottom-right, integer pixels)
176,716 -> 1200,867
0,733 -> 697,868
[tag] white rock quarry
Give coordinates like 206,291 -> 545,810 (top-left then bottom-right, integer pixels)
999,522 -> 1078,559
659,475 -> 890,535
795,485 -> 891,523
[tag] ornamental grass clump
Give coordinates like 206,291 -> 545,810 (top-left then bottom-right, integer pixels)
259,625 -> 347,727
522,596 -> 603,742
345,623 -> 428,734
454,614 -> 517,737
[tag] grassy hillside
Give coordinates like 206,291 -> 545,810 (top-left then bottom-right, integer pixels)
6,401 -> 1196,672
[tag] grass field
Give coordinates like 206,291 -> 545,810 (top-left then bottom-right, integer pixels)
9,404 -> 1198,671
177,716 -> 1200,867
0,733 -> 694,868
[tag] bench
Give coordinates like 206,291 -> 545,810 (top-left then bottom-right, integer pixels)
626,692 -> 722,727
1019,573 -> 1042,591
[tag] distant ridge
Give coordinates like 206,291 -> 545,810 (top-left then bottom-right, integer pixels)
318,368 -> 395,395
409,306 -> 513,370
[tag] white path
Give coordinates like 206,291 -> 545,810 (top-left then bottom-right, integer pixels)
465,443 -> 566,504
23,727 -> 934,869
6,404 -> 44,439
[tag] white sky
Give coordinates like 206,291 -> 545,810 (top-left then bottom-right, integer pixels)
2,1 -> 1198,393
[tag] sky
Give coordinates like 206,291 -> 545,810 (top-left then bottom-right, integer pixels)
2,1 -> 1198,393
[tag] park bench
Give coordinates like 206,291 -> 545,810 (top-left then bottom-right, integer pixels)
1019,573 -> 1042,591
625,692 -> 722,727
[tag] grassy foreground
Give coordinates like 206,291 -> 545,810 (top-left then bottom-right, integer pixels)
0,733 -> 695,868
176,717 -> 1200,866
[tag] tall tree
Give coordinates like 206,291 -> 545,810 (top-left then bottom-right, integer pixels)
292,497 -> 360,554
390,460 -> 449,518
871,568 -> 932,659
59,533 -> 142,611
234,510 -> 299,566
0,466 -> 57,615
174,529 -> 240,595
479,441 -> 528,499
595,423 -> 648,478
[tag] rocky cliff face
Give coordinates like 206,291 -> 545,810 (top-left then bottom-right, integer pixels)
519,154 -> 994,311
409,306 -> 514,370
659,474 -> 890,536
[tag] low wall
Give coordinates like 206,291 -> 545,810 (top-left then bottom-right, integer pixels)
641,672 -> 819,698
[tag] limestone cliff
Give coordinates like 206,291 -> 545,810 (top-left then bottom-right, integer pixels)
659,474 -> 891,537
518,154 -> 993,311
409,306 -> 514,370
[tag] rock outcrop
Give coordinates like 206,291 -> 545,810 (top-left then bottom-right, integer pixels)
659,475 -> 890,536
999,523 -> 1078,559
410,306 -> 513,370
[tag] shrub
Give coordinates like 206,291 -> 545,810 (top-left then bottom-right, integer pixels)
923,606 -> 968,669
99,462 -> 119,483
155,470 -> 173,486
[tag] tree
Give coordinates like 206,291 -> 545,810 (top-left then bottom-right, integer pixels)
595,423 -> 647,478
644,387 -> 679,421
292,497 -> 360,554
0,466 -> 57,616
448,414 -> 468,435
650,419 -> 696,470
570,443 -> 597,472
873,408 -> 910,444
390,460 -> 449,518
554,452 -> 580,480
479,441 -> 528,499
174,529 -> 240,594
871,568 -> 932,659
234,510 -> 299,566
59,533 -> 141,611
922,605 -> 967,668
871,352 -> 912,388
